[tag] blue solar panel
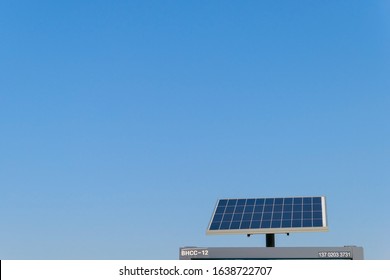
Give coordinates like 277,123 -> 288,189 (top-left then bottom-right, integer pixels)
207,196 -> 328,234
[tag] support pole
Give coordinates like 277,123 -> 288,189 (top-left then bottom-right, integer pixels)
266,234 -> 275,247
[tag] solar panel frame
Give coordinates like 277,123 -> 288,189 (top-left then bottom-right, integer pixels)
206,196 -> 328,235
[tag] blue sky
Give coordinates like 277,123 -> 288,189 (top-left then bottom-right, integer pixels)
1,1 -> 389,259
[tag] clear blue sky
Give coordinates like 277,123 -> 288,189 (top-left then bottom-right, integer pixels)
1,0 -> 389,260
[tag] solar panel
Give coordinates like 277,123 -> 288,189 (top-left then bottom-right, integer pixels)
206,196 -> 328,235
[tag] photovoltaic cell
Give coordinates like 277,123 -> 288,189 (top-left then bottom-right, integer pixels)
207,196 -> 328,235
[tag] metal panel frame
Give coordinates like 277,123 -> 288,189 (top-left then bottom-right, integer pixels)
206,196 -> 328,235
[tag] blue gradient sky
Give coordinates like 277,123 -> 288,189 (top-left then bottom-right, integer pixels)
1,1 -> 389,259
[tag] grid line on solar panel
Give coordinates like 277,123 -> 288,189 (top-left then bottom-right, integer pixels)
208,196 -> 327,234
